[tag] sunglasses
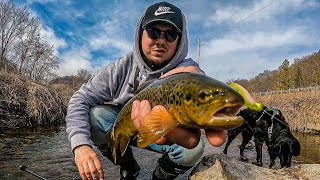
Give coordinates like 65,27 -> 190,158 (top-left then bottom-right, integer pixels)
145,26 -> 180,42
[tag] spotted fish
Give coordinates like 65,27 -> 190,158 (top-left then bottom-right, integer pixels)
106,72 -> 244,163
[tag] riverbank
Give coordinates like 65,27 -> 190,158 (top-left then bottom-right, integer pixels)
0,72 -> 66,131
254,90 -> 320,134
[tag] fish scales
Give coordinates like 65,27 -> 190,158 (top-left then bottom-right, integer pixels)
106,72 -> 245,163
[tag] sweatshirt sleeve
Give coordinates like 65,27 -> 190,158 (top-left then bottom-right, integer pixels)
65,57 -> 127,151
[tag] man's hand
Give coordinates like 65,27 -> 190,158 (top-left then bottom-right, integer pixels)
74,145 -> 104,180
205,128 -> 227,147
131,100 -> 227,149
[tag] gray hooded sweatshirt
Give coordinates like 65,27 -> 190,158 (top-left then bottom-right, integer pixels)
66,13 -> 202,151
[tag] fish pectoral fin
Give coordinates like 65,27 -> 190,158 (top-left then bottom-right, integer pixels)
137,106 -> 178,148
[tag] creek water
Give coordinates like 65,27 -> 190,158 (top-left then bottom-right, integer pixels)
0,125 -> 319,180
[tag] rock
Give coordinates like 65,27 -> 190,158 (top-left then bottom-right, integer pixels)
189,157 -> 226,180
189,154 -> 320,180
0,143 -> 6,149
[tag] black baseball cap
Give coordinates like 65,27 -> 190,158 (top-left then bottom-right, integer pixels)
142,2 -> 182,33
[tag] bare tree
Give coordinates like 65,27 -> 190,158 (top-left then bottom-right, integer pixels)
1,1 -> 60,84
25,41 -> 59,84
0,1 -> 29,71
13,17 -> 41,75
77,68 -> 92,84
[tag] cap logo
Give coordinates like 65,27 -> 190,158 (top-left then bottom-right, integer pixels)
154,6 -> 175,16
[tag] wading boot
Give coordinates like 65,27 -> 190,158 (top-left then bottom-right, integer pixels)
152,153 -> 192,180
96,144 -> 140,179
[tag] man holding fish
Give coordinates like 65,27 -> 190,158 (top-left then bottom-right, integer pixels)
66,2 -> 243,180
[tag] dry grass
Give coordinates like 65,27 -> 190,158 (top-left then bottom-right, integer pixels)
0,72 -> 66,131
254,90 -> 320,134
50,83 -> 76,103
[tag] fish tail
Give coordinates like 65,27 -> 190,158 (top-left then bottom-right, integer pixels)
107,133 -> 130,164
105,130 -> 112,146
106,130 -> 118,164
119,135 -> 130,156
112,144 -> 118,164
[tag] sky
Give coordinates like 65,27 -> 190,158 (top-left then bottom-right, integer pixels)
11,0 -> 320,82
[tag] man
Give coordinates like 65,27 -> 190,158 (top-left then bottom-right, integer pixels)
66,2 -> 227,180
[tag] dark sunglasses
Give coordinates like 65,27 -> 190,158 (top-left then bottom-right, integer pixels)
145,26 -> 180,42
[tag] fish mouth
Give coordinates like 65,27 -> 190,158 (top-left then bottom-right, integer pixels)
213,104 -> 242,120
208,104 -> 244,130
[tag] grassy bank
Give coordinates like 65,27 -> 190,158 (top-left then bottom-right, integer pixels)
0,72 -> 67,131
254,90 -> 320,134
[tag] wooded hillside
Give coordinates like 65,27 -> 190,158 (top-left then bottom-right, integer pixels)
232,50 -> 320,93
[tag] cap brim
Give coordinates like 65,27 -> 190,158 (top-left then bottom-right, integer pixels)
142,19 -> 181,33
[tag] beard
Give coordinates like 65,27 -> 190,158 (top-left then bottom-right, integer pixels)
148,58 -> 171,70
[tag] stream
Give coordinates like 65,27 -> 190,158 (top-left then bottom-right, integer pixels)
0,125 -> 319,179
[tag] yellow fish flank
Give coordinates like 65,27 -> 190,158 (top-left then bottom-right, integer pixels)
106,72 -> 244,163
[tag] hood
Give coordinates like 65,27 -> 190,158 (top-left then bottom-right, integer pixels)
133,13 -> 189,80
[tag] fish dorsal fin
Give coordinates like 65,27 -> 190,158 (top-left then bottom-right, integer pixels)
159,72 -> 193,79
134,79 -> 156,94
137,106 -> 178,148
135,72 -> 193,94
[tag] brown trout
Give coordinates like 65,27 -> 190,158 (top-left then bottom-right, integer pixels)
106,72 -> 244,163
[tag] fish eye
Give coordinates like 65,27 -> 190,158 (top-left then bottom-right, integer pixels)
199,91 -> 207,99
198,91 -> 210,103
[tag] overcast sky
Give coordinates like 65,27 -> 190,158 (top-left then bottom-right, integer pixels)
12,0 -> 320,82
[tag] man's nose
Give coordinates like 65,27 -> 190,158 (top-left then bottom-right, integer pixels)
155,32 -> 167,44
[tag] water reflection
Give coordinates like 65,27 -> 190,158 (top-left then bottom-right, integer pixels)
0,126 -> 79,180
293,132 -> 320,164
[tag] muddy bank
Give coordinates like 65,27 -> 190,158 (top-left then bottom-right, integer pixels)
189,154 -> 320,180
189,135 -> 320,180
